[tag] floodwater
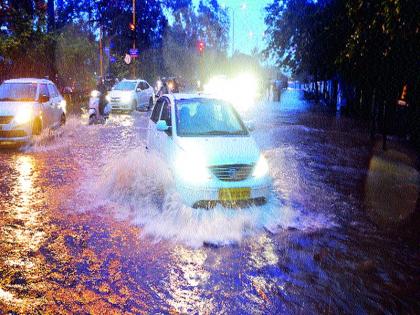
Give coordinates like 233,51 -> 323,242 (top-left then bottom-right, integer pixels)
0,89 -> 418,314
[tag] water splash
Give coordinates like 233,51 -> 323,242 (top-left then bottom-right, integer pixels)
22,115 -> 89,152
80,147 -> 336,247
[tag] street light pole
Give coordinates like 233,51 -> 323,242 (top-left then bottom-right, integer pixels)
132,0 -> 136,78
232,9 -> 235,56
227,3 -> 246,56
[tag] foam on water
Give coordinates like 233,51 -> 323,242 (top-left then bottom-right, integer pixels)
82,147 -> 336,247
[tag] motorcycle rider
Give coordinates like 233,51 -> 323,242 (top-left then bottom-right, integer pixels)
96,78 -> 107,116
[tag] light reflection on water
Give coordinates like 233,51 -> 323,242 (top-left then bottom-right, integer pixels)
0,155 -> 47,310
6,155 -> 45,258
166,246 -> 213,314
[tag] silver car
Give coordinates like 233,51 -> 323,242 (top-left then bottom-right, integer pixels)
0,78 -> 66,143
106,79 -> 155,112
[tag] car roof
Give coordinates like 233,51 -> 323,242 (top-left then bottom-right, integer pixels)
120,79 -> 147,83
4,78 -> 54,84
168,93 -> 211,101
163,93 -> 224,104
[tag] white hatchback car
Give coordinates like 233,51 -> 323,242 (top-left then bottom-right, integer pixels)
107,79 -> 154,112
147,94 -> 271,209
0,78 -> 66,143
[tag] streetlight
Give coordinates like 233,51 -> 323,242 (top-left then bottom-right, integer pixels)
222,2 -> 247,56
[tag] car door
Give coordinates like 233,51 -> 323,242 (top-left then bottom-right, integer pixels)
53,84 -> 66,115
156,97 -> 172,158
47,84 -> 60,124
38,83 -> 53,127
147,97 -> 164,151
136,82 -> 142,108
140,81 -> 149,106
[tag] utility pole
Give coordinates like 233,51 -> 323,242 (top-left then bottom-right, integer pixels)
99,26 -> 104,79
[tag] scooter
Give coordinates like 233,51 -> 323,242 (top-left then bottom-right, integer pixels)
88,90 -> 111,125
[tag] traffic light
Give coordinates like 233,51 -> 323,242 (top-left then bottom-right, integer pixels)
198,41 -> 205,54
129,22 -> 136,40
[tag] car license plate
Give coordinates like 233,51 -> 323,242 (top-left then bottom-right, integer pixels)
219,188 -> 251,201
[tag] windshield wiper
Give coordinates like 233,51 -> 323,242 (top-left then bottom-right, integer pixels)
196,130 -> 246,136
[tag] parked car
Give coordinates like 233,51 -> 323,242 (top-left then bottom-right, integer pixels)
147,93 -> 272,209
0,78 -> 66,143
106,79 -> 154,112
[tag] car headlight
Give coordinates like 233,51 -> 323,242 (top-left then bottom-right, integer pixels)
60,99 -> 67,113
91,90 -> 100,98
175,151 -> 211,183
121,92 -> 133,104
106,94 -> 111,102
14,110 -> 33,125
252,155 -> 269,178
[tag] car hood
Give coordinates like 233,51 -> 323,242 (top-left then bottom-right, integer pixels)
0,102 -> 37,115
175,136 -> 260,166
108,90 -> 134,97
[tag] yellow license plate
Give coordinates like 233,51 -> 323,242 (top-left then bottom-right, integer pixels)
219,188 -> 251,201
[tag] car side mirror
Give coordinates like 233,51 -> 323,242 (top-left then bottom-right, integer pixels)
39,94 -> 50,103
245,121 -> 255,132
156,120 -> 170,131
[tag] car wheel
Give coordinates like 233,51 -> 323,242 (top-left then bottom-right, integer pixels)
148,97 -> 153,111
32,118 -> 42,136
60,113 -> 66,126
88,114 -> 96,125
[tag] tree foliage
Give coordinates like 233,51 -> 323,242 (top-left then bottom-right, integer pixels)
0,0 -> 230,87
265,0 -> 420,104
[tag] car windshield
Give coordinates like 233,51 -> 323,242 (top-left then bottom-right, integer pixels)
113,81 -> 136,91
0,83 -> 37,102
175,98 -> 248,137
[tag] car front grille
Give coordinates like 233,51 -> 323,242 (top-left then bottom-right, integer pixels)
111,97 -> 120,103
0,130 -> 27,138
193,197 -> 266,209
209,164 -> 254,182
0,116 -> 13,124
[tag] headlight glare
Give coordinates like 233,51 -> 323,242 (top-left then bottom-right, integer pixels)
253,155 -> 269,178
175,152 -> 210,183
14,110 -> 33,125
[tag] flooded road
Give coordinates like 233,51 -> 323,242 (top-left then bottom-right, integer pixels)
0,89 -> 419,314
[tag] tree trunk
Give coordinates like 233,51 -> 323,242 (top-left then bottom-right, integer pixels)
370,88 -> 376,141
314,70 -> 319,103
382,100 -> 387,150
332,79 -> 338,108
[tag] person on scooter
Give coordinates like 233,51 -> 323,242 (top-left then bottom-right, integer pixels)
96,78 -> 108,116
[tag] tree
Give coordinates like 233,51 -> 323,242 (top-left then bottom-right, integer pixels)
265,0 -> 420,145
0,0 -> 56,79
55,23 -> 98,90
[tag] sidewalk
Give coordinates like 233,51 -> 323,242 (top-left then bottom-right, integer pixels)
364,137 -> 419,227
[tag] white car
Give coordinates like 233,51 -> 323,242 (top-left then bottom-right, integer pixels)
107,79 -> 154,112
0,78 -> 66,143
147,94 -> 271,208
